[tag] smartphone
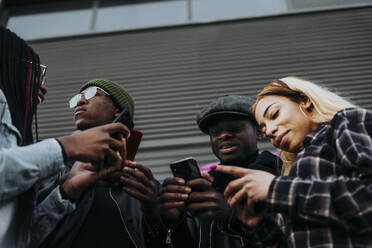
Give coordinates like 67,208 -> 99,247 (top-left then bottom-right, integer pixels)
113,109 -> 134,130
210,170 -> 237,193
170,157 -> 201,181
40,64 -> 47,85
113,109 -> 141,160
126,129 -> 142,161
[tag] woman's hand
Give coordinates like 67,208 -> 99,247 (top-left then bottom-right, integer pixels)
235,197 -> 266,227
216,165 -> 275,207
215,165 -> 275,226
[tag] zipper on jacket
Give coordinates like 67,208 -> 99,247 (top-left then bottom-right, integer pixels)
166,214 -> 201,248
209,221 -> 214,248
239,237 -> 245,247
198,221 -> 202,248
109,188 -> 139,248
212,220 -> 246,248
166,229 -> 173,248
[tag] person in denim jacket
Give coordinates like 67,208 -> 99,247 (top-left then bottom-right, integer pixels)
0,27 -> 129,248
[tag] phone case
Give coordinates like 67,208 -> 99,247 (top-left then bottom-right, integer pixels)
113,109 -> 141,160
126,129 -> 142,161
211,171 -> 237,193
170,157 -> 201,181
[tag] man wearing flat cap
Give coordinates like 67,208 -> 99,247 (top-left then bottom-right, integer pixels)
158,95 -> 282,248
35,79 -> 165,248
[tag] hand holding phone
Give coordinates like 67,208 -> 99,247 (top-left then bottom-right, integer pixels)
113,109 -> 141,161
170,157 -> 201,181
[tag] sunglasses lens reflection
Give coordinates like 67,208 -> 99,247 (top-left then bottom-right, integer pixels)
69,94 -> 80,108
68,87 -> 98,108
84,87 -> 97,100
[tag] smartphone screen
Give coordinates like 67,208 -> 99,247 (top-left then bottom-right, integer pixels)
170,157 -> 201,181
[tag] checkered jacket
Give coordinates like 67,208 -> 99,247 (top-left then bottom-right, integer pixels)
249,108 -> 372,247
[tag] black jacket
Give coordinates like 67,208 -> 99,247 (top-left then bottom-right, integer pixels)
37,162 -> 166,248
39,187 -> 148,248
169,150 -> 282,248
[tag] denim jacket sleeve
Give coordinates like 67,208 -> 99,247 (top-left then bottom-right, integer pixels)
0,138 -> 66,202
0,90 -> 66,202
31,185 -> 76,247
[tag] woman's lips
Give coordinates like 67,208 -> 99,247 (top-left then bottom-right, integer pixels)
278,130 -> 290,149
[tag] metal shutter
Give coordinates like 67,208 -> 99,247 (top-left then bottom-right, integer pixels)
31,6 -> 372,180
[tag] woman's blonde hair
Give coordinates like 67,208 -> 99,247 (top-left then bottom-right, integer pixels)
252,76 -> 355,173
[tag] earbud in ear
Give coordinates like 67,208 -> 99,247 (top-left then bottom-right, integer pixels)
256,128 -> 263,141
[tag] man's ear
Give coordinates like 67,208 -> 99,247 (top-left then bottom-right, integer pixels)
113,108 -> 121,118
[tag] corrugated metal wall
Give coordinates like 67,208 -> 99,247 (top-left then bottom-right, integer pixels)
31,6 -> 372,181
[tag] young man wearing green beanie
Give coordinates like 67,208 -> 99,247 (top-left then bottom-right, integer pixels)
35,79 -> 166,248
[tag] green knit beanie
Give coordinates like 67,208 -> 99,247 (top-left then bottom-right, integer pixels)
80,79 -> 135,118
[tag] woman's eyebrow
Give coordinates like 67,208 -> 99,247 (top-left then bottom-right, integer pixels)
263,103 -> 275,118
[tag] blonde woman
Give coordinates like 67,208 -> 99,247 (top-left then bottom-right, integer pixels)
216,76 -> 372,247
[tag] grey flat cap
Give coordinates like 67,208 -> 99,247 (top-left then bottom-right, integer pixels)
196,95 -> 256,134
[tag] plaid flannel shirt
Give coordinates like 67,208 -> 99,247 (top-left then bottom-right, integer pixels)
256,107 -> 372,247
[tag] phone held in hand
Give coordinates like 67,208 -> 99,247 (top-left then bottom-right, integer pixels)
113,109 -> 141,161
40,64 -> 47,85
113,109 -> 134,130
170,157 -> 201,181
211,171 -> 237,193
126,129 -> 142,161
